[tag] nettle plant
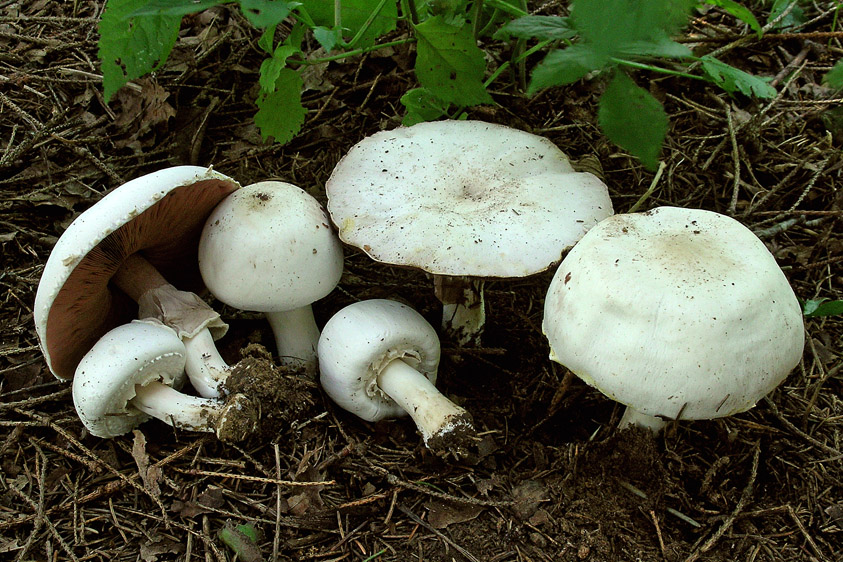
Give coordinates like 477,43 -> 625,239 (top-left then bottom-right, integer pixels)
99,0 -> 830,169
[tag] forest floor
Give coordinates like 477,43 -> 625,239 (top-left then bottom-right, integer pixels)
0,1 -> 841,561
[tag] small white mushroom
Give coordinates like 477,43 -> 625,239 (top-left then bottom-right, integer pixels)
542,207 -> 805,433
73,320 -> 257,440
198,181 -> 344,371
325,120 -> 613,345
318,299 -> 474,454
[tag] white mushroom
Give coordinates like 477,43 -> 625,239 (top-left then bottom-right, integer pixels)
198,181 -> 344,371
325,120 -> 613,345
542,207 -> 805,433
73,320 -> 256,440
318,299 -> 474,454
34,166 -> 239,398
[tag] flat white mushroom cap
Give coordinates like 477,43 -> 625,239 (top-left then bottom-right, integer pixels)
326,120 -> 613,277
72,320 -> 187,438
543,207 -> 805,421
318,299 -> 440,422
34,166 -> 238,380
198,181 -> 344,311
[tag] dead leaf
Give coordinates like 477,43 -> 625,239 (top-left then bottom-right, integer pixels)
132,430 -> 161,498
511,479 -> 549,521
424,500 -> 483,529
139,537 -> 185,562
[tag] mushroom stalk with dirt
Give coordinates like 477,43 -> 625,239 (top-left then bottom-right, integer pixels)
318,299 -> 475,455
73,320 -> 256,441
198,181 -> 344,372
325,120 -> 614,345
542,207 -> 805,433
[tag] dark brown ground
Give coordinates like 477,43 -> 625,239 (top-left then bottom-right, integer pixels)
1,1 -> 841,561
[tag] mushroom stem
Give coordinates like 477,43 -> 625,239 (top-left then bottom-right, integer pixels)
435,276 -> 485,346
618,406 -> 667,434
376,358 -> 472,446
183,329 -> 230,397
113,253 -> 230,398
132,380 -> 222,433
265,306 -> 320,371
132,381 -> 258,441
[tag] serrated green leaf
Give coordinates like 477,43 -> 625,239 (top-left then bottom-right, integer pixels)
706,0 -> 762,37
99,0 -> 182,101
258,24 -> 276,54
259,44 -> 299,93
496,15 -> 575,40
802,298 -> 843,317
598,71 -> 666,171
254,68 -> 306,144
768,0 -> 804,30
618,37 -> 691,59
312,26 -> 341,51
238,0 -> 297,28
413,16 -> 493,106
573,0 -> 695,61
401,88 -> 451,125
527,45 -> 604,93
823,59 -> 843,90
299,0 -> 397,47
129,0 -> 229,17
700,55 -> 776,98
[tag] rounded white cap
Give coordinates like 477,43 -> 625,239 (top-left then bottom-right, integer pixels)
326,120 -> 613,277
198,181 -> 344,312
318,299 -> 441,422
34,166 -> 239,380
72,320 -> 187,438
543,206 -> 805,421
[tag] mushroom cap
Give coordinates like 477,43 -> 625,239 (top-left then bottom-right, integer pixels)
325,120 -> 613,277
542,206 -> 805,421
318,299 -> 441,422
34,166 -> 239,380
72,319 -> 187,438
198,181 -> 344,312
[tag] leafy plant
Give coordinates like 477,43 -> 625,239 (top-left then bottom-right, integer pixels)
98,0 -> 779,168
802,298 -> 843,318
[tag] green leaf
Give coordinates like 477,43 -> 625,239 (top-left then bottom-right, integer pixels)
803,298 -> 843,318
823,59 -> 843,90
129,0 -> 229,17
219,522 -> 261,562
238,0 -> 297,28
299,0 -> 397,47
706,0 -> 762,38
254,68 -> 306,144
312,26 -> 342,51
618,37 -> 691,59
767,0 -> 804,30
401,88 -> 451,125
259,44 -> 299,93
414,16 -> 493,106
98,0 -> 182,101
527,45 -> 604,93
598,71 -> 667,171
496,15 -> 575,40
258,24 -> 276,54
572,0 -> 695,61
700,55 -> 776,98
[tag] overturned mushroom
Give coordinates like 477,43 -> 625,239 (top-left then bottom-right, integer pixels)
73,320 -> 256,440
326,120 -> 613,345
542,207 -> 805,433
34,166 -> 239,398
318,299 -> 474,455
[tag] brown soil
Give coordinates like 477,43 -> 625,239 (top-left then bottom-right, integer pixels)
1,2 -> 841,561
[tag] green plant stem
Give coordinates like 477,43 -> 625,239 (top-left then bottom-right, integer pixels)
472,0 -> 485,40
403,0 -> 419,25
290,37 -> 415,65
485,39 -> 553,87
338,0 -> 391,49
485,0 -> 528,17
610,57 -> 707,81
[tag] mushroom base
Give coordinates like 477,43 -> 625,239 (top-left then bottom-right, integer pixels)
619,406 -> 667,434
422,410 -> 476,458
